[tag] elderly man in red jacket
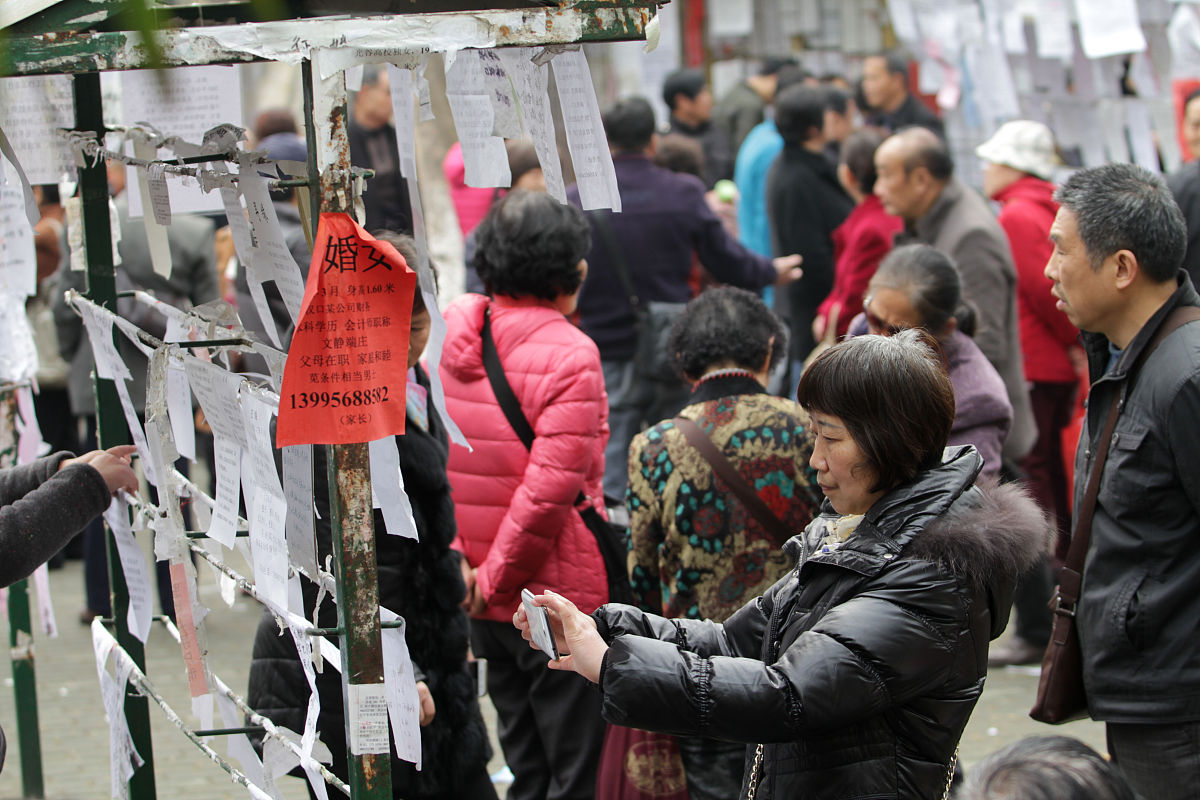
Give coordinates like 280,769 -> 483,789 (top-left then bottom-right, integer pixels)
977,119 -> 1079,666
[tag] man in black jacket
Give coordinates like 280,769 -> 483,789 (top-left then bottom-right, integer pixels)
348,65 -> 413,234
1045,163 -> 1200,800
766,84 -> 853,371
861,51 -> 944,138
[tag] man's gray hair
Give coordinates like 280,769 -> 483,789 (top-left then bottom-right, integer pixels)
1055,162 -> 1186,283
958,736 -> 1137,800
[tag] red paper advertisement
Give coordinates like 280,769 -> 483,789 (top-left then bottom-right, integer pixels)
277,213 -> 417,446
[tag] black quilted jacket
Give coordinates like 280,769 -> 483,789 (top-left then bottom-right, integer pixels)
594,446 -> 1049,799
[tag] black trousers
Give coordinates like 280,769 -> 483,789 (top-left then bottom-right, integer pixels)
1108,721 -> 1200,800
471,619 -> 605,800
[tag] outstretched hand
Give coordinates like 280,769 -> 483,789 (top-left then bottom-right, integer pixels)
514,590 -> 608,683
60,445 -> 139,496
773,254 -> 803,284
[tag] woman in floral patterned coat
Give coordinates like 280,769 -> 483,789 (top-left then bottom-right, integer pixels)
625,286 -> 822,800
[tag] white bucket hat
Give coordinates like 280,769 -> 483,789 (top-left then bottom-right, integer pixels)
975,120 -> 1060,180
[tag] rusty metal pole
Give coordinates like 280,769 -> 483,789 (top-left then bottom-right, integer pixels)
302,60 -> 392,800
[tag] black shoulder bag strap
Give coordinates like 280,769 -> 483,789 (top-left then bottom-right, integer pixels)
673,416 -> 793,544
589,210 -> 641,314
1057,305 -> 1200,618
481,305 -> 634,603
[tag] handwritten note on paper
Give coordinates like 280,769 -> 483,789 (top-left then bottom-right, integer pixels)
277,213 -> 417,447
380,611 -> 421,767
119,66 -> 244,219
497,49 -> 567,204
282,445 -> 318,577
239,164 -> 306,325
1075,0 -> 1147,59
476,50 -> 524,139
551,50 -> 621,212
105,499 -> 154,643
0,75 -> 76,185
347,683 -> 390,755
166,359 -> 196,462
169,560 -> 210,700
287,618 -> 330,800
0,173 -> 36,297
369,435 -> 418,540
241,391 -> 291,613
445,51 -> 512,188
91,622 -> 144,800
184,359 -> 247,547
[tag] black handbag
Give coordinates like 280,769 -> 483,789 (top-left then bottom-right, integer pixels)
480,307 -> 635,605
590,210 -> 686,380
1030,305 -> 1200,724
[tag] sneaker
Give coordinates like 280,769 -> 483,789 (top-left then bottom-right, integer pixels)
988,637 -> 1045,667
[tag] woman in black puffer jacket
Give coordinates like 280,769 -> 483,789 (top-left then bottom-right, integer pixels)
519,331 -> 1050,800
247,237 -> 494,800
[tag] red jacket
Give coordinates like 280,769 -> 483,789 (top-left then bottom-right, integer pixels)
441,293 -> 610,622
817,194 -> 903,339
993,176 -> 1079,384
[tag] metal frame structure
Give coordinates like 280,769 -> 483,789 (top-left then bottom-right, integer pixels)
0,2 -> 657,799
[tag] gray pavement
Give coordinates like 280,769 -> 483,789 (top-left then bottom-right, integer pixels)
0,553 -> 1103,799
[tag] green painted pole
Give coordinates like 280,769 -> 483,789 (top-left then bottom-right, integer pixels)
0,389 -> 44,798
304,60 -> 392,800
73,70 -> 157,800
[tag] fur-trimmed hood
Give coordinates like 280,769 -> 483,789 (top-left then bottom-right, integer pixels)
793,446 -> 1054,639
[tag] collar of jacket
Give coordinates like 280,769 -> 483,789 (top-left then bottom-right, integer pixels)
913,177 -> 964,242
784,445 -> 984,577
668,116 -> 711,136
1081,270 -> 1200,385
686,372 -> 766,404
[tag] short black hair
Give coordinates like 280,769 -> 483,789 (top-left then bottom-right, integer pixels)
1055,163 -> 1186,283
841,127 -> 886,193
959,736 -> 1138,800
360,64 -> 385,88
372,230 -> 438,314
797,329 -> 955,493
874,51 -> 910,77
826,87 -> 851,116
775,85 -> 829,146
653,133 -> 704,179
603,96 -> 656,154
774,64 -> 811,97
662,68 -> 707,111
668,287 -> 787,380
897,125 -> 954,181
759,56 -> 799,77
472,190 -> 591,301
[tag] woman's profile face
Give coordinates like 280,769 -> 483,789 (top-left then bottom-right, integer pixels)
809,410 -> 886,516
407,308 -> 432,370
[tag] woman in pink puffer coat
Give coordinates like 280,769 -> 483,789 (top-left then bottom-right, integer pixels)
441,189 -> 610,800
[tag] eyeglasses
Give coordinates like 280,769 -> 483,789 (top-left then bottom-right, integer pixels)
863,296 -> 907,337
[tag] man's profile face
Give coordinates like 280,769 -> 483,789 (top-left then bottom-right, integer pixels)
1184,96 -> 1200,161
1045,207 -> 1108,334
873,139 -> 922,220
861,57 -> 902,111
675,88 -> 714,125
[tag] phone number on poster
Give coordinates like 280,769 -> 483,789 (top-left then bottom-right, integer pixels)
289,388 -> 390,409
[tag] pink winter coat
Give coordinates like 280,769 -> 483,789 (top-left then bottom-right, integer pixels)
441,293 -> 610,622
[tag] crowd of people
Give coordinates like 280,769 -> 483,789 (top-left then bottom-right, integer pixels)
18,46 -> 1200,800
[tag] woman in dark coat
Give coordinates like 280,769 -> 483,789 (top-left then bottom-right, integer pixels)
247,237 -> 494,800
518,331 -> 1050,799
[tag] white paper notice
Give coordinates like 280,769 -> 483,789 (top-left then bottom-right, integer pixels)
476,50 -> 524,139
709,0 -> 753,37
0,75 -> 76,185
552,50 -> 621,212
30,564 -> 57,638
132,135 -> 174,279
165,355 -> 197,462
216,692 -> 266,789
282,445 -> 318,577
1074,0 -> 1147,59
239,164 -> 306,326
380,611 -> 421,767
347,683 -> 390,755
92,622 -> 144,800
1125,99 -> 1160,173
184,358 -> 247,547
105,499 -> 154,643
369,436 -> 418,540
119,66 -> 244,218
445,51 -> 512,189
241,391 -> 290,613
497,49 -> 567,204
1034,0 -> 1073,60
0,170 -> 37,297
